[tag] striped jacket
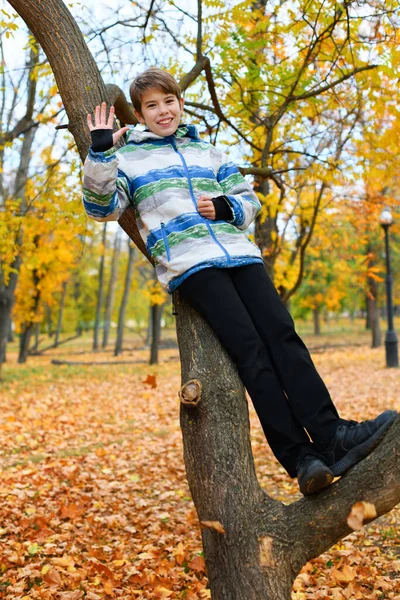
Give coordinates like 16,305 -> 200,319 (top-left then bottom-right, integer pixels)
83,124 -> 263,292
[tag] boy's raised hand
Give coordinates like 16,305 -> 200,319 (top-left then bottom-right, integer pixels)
87,102 -> 129,146
197,195 -> 216,220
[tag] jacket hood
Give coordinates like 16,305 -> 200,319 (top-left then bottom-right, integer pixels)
125,124 -> 200,144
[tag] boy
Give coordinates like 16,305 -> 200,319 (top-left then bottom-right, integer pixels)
83,68 -> 397,496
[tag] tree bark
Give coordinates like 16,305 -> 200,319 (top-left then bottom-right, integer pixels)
313,308 -> 321,336
102,231 -> 121,348
93,222 -> 107,350
9,1 -> 400,596
54,280 -> 68,348
367,292 -> 382,349
18,266 -> 41,364
366,245 -> 382,348
114,241 -> 135,356
176,293 -> 400,599
0,45 -> 38,365
149,302 -> 164,365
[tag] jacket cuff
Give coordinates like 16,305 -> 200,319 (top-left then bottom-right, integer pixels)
212,195 -> 234,221
90,129 -> 114,152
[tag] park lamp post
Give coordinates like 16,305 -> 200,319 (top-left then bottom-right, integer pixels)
379,208 -> 399,368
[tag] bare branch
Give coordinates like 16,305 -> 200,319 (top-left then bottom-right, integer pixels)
293,64 -> 378,102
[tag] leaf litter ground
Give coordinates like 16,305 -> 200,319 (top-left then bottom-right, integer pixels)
0,344 -> 399,599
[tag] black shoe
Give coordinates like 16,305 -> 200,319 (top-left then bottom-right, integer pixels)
323,410 -> 398,477
296,455 -> 334,496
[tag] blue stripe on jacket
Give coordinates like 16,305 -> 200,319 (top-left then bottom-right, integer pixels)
146,212 -> 205,251
134,165 -> 218,190
216,161 -> 241,182
83,191 -> 119,218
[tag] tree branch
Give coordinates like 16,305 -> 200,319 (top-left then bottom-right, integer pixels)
287,416 -> 400,572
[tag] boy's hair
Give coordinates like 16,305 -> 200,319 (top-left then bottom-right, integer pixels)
130,68 -> 182,114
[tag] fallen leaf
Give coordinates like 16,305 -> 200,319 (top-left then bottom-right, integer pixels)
200,520 -> 226,534
190,555 -> 206,573
154,587 -> 173,598
57,591 -> 84,600
347,502 -> 377,531
143,374 -> 157,388
332,564 -> 356,584
43,567 -> 62,587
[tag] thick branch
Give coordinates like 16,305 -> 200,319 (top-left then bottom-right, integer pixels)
287,416 -> 400,572
179,56 -> 209,91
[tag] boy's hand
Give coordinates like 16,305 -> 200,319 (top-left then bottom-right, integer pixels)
87,102 -> 129,145
197,195 -> 216,220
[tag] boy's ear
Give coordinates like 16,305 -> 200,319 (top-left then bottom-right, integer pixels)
180,98 -> 184,111
134,109 -> 145,124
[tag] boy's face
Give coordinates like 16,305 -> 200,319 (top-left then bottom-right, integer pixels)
134,88 -> 184,137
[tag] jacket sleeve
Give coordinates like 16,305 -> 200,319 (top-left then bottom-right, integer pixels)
82,148 -> 132,222
215,151 -> 261,230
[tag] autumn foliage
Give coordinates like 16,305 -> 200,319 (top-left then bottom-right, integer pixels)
0,343 -> 399,599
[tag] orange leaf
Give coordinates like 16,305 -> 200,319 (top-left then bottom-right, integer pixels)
43,567 -> 62,588
332,565 -> 356,584
57,592 -> 84,600
347,501 -> 377,531
190,555 -> 206,573
200,520 -> 226,534
103,579 -> 114,595
60,503 -> 85,519
143,374 -> 157,388
154,587 -> 173,598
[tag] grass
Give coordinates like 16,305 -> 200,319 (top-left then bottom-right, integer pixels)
2,316 -> 399,389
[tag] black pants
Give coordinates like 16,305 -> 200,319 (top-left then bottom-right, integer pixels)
178,264 -> 344,477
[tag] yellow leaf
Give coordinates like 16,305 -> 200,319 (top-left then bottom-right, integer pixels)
332,564 -> 356,584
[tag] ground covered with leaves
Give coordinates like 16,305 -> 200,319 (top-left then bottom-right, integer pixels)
0,342 -> 399,599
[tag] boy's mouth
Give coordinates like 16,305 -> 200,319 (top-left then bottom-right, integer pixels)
158,118 -> 173,126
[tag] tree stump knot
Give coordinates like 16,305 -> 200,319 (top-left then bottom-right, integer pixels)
179,379 -> 202,407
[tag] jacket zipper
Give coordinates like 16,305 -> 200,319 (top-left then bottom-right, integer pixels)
160,222 -> 171,261
169,138 -> 231,263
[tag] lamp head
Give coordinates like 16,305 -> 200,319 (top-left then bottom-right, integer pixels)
379,208 -> 394,228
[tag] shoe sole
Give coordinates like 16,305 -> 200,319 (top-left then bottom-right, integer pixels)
302,471 -> 334,496
330,411 -> 397,477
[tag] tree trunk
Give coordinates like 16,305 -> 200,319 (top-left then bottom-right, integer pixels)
45,304 -> 53,338
10,2 -> 400,596
367,292 -> 382,349
254,178 -> 276,280
0,44 -> 39,366
365,294 -> 371,330
8,318 -> 14,343
366,245 -> 382,348
149,302 -> 164,365
73,279 -> 83,336
18,324 -> 34,364
176,293 -> 400,599
54,280 -> 68,348
0,275 -> 17,364
114,241 -> 135,356
102,231 -> 121,348
146,304 -> 152,346
18,267 -> 41,363
30,322 -> 41,353
93,222 -> 107,350
313,307 -> 321,336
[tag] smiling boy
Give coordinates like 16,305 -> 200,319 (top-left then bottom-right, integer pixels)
83,68 -> 397,496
